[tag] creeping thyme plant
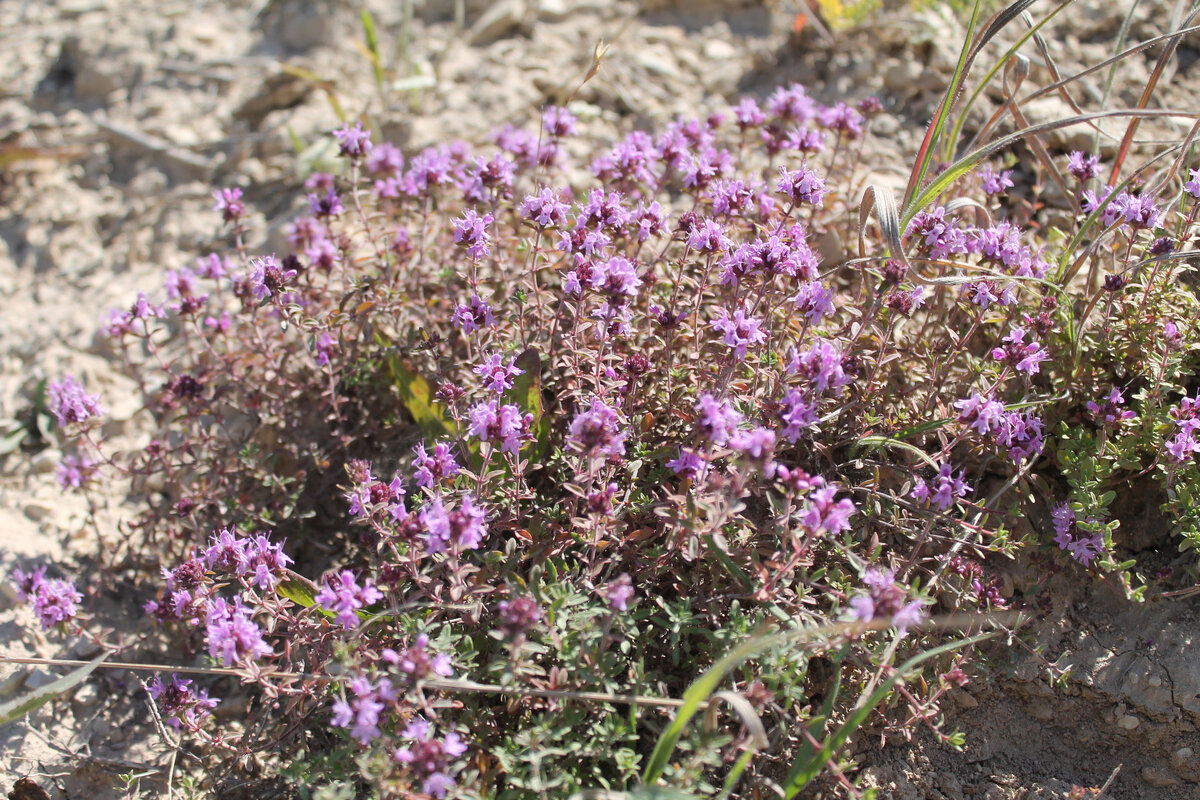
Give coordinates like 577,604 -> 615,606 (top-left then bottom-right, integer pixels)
14,4 -> 1200,797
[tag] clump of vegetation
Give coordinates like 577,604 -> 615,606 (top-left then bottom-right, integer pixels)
10,1 -> 1200,797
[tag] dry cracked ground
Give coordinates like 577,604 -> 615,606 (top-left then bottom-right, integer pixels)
1,0 -> 1199,797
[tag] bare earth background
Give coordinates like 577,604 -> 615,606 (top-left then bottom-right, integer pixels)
1,0 -> 1199,797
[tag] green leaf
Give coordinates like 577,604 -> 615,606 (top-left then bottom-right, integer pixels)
854,435 -> 939,470
782,632 -> 994,796
509,347 -> 551,460
0,652 -> 109,728
386,354 -> 455,441
276,569 -> 320,609
360,9 -> 386,95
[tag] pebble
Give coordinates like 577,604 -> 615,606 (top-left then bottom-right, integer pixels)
0,669 -> 29,698
23,501 -> 53,522
702,39 -> 737,61
23,668 -> 57,691
1141,766 -> 1178,788
469,0 -> 527,45
636,51 -> 680,80
29,451 -> 58,475
72,682 -> 101,709
1116,714 -> 1140,730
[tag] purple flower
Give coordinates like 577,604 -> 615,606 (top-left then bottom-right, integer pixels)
451,294 -> 496,334
199,527 -> 292,591
495,595 -> 543,640
849,568 -> 925,633
385,633 -> 454,682
331,675 -> 392,745
778,388 -> 818,442
419,495 -> 488,554
791,281 -> 836,322
308,188 -> 344,218
667,447 -> 707,478
543,106 -> 577,138
994,410 -> 1046,462
520,188 -> 570,227
710,306 -> 766,361
246,255 -> 297,302
768,83 -> 817,123
212,187 -> 245,223
474,352 -> 524,394
567,397 -> 626,460
204,598 -> 272,666
788,339 -> 852,394
1051,503 -> 1104,566
954,392 -> 1006,436
12,566 -> 82,631
911,462 -> 971,512
695,393 -> 742,446
365,141 -> 403,175
453,209 -> 494,260
413,441 -> 460,488
978,166 -> 1014,195
48,375 -> 105,428
315,571 -> 383,629
905,206 -> 969,259
687,217 -> 730,253
393,718 -> 468,798
633,200 -> 668,241
776,165 -> 826,207
680,147 -> 732,190
148,675 -> 219,731
784,126 -> 826,154
801,483 -> 855,535
467,400 -> 533,455
990,325 -> 1050,375
586,482 -> 620,517
733,97 -> 765,128
333,120 -> 373,159
729,427 -> 777,474
589,255 -> 641,299
1085,387 -> 1136,428
1066,151 -> 1100,181
602,574 -> 635,611
1186,168 -> 1200,202
819,102 -> 863,139
56,453 -> 97,489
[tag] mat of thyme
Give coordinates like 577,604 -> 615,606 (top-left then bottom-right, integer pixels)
7,2 -> 1200,798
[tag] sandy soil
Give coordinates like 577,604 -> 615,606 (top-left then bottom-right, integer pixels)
2,1 -> 1198,797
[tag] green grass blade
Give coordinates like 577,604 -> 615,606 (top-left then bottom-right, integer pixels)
904,108 -> 1197,229
946,0 -> 1073,159
904,0 -> 984,209
360,9 -> 386,96
0,652 -> 109,728
640,628 -> 775,785
782,632 -> 994,796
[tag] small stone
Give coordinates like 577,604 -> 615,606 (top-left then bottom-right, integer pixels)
536,0 -> 569,20
29,451 -> 58,475
1141,766 -> 1178,788
1116,714 -> 1140,730
635,51 -> 679,80
72,682 -> 100,709
71,639 -> 104,659
23,501 -> 53,522
23,669 -> 57,690
702,39 -> 737,61
0,669 -> 29,697
1171,747 -> 1193,768
469,0 -> 527,45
